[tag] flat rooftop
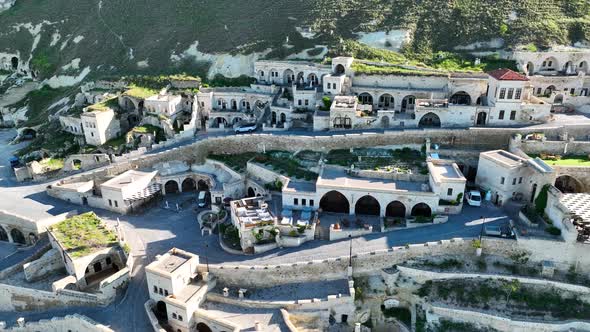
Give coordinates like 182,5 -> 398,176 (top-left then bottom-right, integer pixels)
481,150 -> 526,168
101,170 -> 157,190
317,166 -> 426,193
332,96 -> 357,108
155,251 -> 192,274
215,279 -> 349,301
146,94 -> 181,102
284,180 -> 316,193
428,161 -> 466,183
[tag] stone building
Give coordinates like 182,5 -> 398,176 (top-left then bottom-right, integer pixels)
282,159 -> 466,219
144,93 -> 183,117
195,86 -> 274,131
475,150 -> 555,206
81,108 -> 121,146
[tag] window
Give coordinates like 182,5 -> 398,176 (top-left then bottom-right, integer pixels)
501,177 -> 505,184
159,288 -> 163,295
91,132 -> 94,137
108,199 -> 112,207
548,60 -> 553,67
542,61 -> 546,67
327,83 -> 331,89
302,199 -> 306,206
298,100 -> 302,106
294,198 -> 298,205
164,290 -> 169,296
114,200 -> 118,207
536,87 -> 542,95
519,177 -> 523,184
106,257 -> 112,265
447,188 -> 453,196
153,285 -> 158,293
498,110 -> 505,120
172,313 -> 177,319
507,88 -> 514,99
512,178 -> 516,185
510,110 -> 516,120
309,199 -> 314,206
260,71 -> 264,76
570,88 -> 575,95
499,88 -> 506,99
305,99 -> 309,106
178,315 -> 183,321
515,88 -> 522,99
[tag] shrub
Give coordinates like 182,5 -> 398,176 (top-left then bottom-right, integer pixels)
545,226 -> 562,236
534,184 -> 550,214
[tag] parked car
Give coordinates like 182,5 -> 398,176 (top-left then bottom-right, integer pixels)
197,191 -> 209,208
485,224 -> 515,238
8,156 -> 20,168
234,123 -> 257,134
465,190 -> 482,207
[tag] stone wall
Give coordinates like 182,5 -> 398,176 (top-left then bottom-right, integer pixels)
62,154 -> 111,172
428,305 -> 590,332
0,314 -> 114,332
200,237 -> 590,288
22,248 -> 65,282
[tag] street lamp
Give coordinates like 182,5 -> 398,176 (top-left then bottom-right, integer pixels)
205,243 -> 210,273
348,234 -> 353,267
479,215 -> 485,241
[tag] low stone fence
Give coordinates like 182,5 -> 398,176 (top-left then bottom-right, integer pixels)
398,266 -> 590,295
253,242 -> 278,254
0,242 -> 51,279
330,224 -> 373,241
22,248 -> 65,281
427,304 -> 590,332
0,314 -> 114,332
352,169 -> 429,182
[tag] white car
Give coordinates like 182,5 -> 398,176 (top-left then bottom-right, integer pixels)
465,190 -> 482,207
234,123 -> 257,134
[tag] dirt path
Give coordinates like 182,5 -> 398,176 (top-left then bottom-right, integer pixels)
0,81 -> 39,107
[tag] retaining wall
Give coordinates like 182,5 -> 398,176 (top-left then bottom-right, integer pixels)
0,314 -> 114,332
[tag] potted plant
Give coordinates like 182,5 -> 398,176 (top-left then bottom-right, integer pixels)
472,239 -> 482,256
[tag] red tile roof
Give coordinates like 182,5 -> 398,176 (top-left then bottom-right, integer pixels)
487,68 -> 528,81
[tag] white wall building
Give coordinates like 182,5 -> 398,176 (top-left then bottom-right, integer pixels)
81,108 -> 121,146
475,150 -> 555,206
144,94 -> 183,117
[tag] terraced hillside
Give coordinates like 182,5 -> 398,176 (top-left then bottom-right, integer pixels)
0,0 -> 588,80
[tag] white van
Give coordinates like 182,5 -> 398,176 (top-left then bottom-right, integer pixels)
197,191 -> 208,208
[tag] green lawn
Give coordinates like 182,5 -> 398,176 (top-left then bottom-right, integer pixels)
38,158 -> 64,171
50,212 -> 119,258
538,155 -> 590,167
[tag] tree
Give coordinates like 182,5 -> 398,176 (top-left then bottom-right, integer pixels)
502,279 -> 521,305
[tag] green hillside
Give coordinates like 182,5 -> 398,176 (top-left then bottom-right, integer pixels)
0,0 -> 589,79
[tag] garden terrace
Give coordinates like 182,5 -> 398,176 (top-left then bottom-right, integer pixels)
253,151 -> 318,181
416,278 -> 590,321
48,212 -> 119,258
123,85 -> 159,99
208,153 -> 258,173
534,154 -> 590,167
326,148 -> 427,173
87,97 -> 119,112
37,158 -> 64,171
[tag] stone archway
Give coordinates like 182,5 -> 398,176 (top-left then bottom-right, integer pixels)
579,61 -> 589,74
164,180 -> 179,194
72,159 -> 82,170
401,95 -> 415,112
418,112 -> 441,128
11,57 -> 18,70
358,93 -> 373,105
381,116 -> 390,128
386,201 -> 406,218
197,179 -> 209,191
21,128 -> 36,139
355,195 -> 380,216
335,64 -> 345,75
10,228 -> 25,244
320,191 -> 350,214
283,69 -> 294,84
526,61 -> 534,76
156,301 -> 168,321
0,226 -> 8,242
544,85 -> 556,96
555,175 -> 584,193
411,203 -> 432,217
450,91 -> 471,105
476,112 -> 487,126
247,187 -> 255,197
196,322 -> 213,332
182,178 -> 196,192
554,94 -> 564,104
378,93 -> 394,109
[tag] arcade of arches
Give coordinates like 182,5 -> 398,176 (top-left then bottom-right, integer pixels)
319,191 -> 432,218
163,178 -> 210,195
